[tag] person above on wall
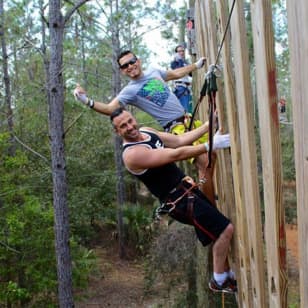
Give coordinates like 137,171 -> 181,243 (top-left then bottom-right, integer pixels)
279,97 -> 286,113
110,107 -> 237,293
170,44 -> 193,113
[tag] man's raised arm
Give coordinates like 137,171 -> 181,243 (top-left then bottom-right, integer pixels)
165,57 -> 206,81
73,84 -> 121,115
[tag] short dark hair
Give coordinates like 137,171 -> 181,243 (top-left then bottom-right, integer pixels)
117,50 -> 137,66
175,44 -> 185,52
110,107 -> 126,125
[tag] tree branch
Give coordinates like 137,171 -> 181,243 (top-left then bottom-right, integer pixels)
14,135 -> 49,164
94,0 -> 108,18
0,240 -> 20,254
64,0 -> 92,24
64,111 -> 84,136
23,37 -> 45,57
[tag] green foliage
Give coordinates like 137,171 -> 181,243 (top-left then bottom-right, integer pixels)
144,224 -> 197,305
71,243 -> 97,289
0,197 -> 56,306
0,132 -> 97,306
0,194 -> 97,307
64,109 -> 118,245
280,124 -> 295,181
241,1 -> 254,65
122,203 -> 154,253
160,4 -> 186,45
1,281 -> 30,304
0,134 -> 32,205
273,0 -> 290,100
280,124 -> 296,223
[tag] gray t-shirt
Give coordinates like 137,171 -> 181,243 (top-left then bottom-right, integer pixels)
117,67 -> 185,127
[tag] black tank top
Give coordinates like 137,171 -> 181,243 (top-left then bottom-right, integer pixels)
122,130 -> 185,201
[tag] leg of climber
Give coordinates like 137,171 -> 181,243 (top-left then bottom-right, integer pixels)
195,151 -> 217,206
171,173 -> 235,294
209,223 -> 237,293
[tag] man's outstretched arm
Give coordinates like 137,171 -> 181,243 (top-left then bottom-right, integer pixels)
73,84 -> 121,115
152,121 -> 209,148
123,132 -> 230,172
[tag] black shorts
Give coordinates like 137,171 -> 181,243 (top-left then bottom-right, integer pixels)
167,186 -> 230,246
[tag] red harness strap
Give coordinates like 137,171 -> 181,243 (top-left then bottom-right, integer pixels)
164,178 -> 198,213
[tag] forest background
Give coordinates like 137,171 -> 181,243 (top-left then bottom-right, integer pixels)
0,0 -> 296,307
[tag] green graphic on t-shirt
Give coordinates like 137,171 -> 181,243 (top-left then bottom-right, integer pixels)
143,79 -> 165,94
137,78 -> 170,107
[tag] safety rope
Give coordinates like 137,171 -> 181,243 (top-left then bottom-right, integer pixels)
215,0 -> 236,66
206,65 -> 218,168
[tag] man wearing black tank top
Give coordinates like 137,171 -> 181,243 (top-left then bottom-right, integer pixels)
110,107 -> 237,294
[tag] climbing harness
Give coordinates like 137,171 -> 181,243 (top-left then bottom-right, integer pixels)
154,177 -> 220,244
154,176 -> 206,222
164,113 -> 195,134
154,175 -> 219,221
157,176 -> 198,214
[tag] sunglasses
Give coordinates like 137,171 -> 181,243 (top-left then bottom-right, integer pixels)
119,57 -> 138,70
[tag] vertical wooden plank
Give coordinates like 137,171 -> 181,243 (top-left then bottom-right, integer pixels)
202,0 -> 235,244
286,2 -> 308,307
228,0 -> 266,307
192,3 -> 213,307
203,0 -> 216,62
216,1 -> 252,307
202,1 -> 237,225
203,0 -> 226,130
202,0 -> 226,202
250,1 -> 287,307
194,4 -> 238,308
194,0 -> 208,59
201,3 -> 253,308
193,0 -> 209,120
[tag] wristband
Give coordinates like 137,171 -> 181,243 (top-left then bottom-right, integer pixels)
88,99 -> 94,108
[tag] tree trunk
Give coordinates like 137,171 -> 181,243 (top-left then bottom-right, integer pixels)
40,0 -> 50,103
48,1 -> 73,306
0,0 -> 15,156
110,0 -> 126,259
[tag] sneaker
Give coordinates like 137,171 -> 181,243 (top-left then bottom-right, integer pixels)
228,277 -> 237,287
209,277 -> 237,294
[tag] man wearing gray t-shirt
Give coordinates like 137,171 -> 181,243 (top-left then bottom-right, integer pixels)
74,50 -> 204,128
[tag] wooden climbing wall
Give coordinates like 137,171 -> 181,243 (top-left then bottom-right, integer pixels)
191,0 -> 301,307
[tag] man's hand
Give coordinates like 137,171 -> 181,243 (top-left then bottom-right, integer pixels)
194,57 -> 206,69
204,131 -> 230,151
73,84 -> 94,108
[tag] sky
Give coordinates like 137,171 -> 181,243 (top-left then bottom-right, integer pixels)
142,27 -> 171,67
141,0 -> 186,68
